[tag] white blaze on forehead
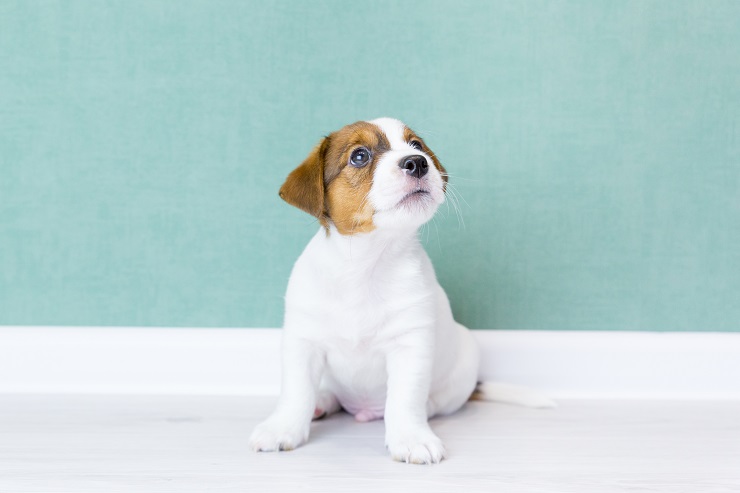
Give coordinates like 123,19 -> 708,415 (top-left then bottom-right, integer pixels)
368,117 -> 408,149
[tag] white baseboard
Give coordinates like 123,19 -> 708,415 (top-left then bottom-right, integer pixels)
1,327 -> 739,399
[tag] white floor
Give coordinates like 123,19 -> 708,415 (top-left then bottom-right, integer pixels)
1,395 -> 738,493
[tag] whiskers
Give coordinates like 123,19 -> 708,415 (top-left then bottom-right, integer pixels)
435,176 -> 468,232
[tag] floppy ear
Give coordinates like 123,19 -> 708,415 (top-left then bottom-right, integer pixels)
279,137 -> 330,222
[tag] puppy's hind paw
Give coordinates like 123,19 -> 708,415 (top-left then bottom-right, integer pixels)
249,418 -> 309,452
386,429 -> 447,464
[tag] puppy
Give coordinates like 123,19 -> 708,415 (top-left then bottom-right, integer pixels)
249,118 -> 553,464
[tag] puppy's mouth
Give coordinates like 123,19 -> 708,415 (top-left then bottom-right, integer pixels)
397,188 -> 431,207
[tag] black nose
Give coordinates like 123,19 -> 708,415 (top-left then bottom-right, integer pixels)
399,155 -> 429,179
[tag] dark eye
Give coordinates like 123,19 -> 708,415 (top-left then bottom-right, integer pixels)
410,140 -> 423,151
349,147 -> 371,167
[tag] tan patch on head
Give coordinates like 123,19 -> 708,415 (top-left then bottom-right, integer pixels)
403,126 -> 447,185
279,121 -> 390,235
325,122 -> 389,235
326,171 -> 375,235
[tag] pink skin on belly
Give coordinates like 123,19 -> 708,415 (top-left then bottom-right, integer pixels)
313,404 -> 384,422
353,409 -> 384,422
343,400 -> 385,422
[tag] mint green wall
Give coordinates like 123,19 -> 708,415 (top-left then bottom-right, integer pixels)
1,1 -> 738,331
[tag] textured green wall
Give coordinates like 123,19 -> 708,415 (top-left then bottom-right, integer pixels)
1,1 -> 738,330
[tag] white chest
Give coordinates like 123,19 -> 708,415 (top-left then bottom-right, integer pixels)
281,229 -> 441,416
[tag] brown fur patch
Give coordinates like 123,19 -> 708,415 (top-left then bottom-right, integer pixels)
325,170 -> 375,235
323,122 -> 389,235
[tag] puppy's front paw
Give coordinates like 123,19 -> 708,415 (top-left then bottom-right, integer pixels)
386,428 -> 447,464
249,417 -> 309,452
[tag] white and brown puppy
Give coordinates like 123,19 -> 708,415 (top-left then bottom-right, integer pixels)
250,118 -> 553,464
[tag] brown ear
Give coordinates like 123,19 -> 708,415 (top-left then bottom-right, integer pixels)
279,137 -> 330,222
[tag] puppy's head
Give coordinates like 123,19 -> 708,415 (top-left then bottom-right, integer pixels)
279,118 -> 447,235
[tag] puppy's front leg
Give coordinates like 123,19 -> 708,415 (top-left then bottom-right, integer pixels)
384,334 -> 446,464
249,336 -> 323,452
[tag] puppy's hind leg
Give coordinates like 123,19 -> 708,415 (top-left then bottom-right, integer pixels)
427,326 -> 479,418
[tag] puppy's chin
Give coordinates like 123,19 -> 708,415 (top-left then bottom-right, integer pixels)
372,191 -> 443,231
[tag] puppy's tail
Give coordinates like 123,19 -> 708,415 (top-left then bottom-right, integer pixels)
472,381 -> 557,409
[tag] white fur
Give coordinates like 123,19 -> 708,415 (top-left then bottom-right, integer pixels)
250,118 -> 480,464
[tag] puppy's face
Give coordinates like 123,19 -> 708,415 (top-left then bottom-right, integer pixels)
279,118 -> 447,235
